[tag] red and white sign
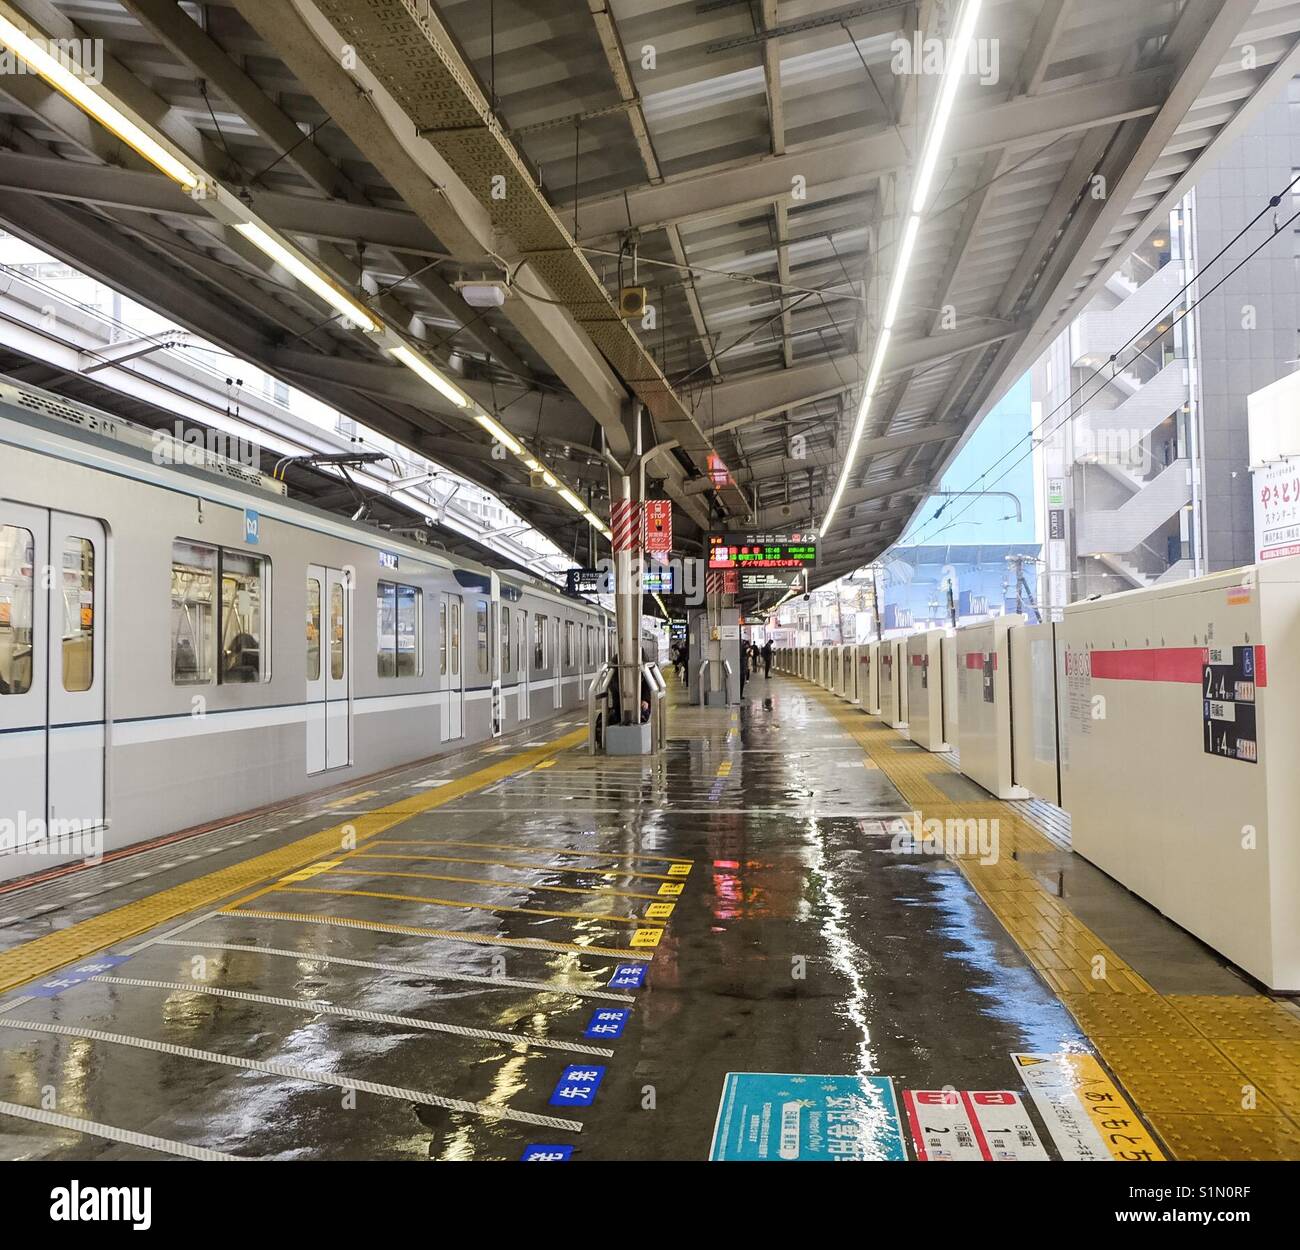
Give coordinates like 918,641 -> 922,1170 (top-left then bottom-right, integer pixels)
610,499 -> 641,554
643,500 -> 672,554
904,1090 -> 1047,1161
902,1090 -> 983,1160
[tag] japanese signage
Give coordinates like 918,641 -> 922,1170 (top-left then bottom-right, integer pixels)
710,1073 -> 906,1161
1048,477 -> 1065,508
903,1090 -> 1048,1161
378,550 -> 399,570
549,1064 -> 606,1108
643,562 -> 675,593
643,499 -> 672,554
1049,509 -> 1066,540
741,572 -> 798,590
565,567 -> 611,596
707,452 -> 733,488
1203,645 -> 1259,764
584,1008 -> 631,1038
1253,460 -> 1300,561
608,964 -> 647,989
28,954 -> 132,997
1012,1052 -> 1164,1161
521,1144 -> 572,1161
708,531 -> 818,569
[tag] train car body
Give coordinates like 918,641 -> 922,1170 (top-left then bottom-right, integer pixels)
0,381 -> 609,884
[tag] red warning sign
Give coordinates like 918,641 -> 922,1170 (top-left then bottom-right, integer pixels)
644,500 -> 672,555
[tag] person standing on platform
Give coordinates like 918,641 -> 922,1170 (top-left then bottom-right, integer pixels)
761,638 -> 774,678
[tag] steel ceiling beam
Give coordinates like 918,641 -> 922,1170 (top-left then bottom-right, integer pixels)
564,70 -> 1170,240
0,153 -> 447,256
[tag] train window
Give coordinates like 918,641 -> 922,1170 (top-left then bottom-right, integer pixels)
501,606 -> 511,673
377,582 -> 422,678
439,600 -> 447,675
564,619 -> 575,668
476,600 -> 489,676
450,600 -> 461,673
220,550 -> 267,684
330,582 -> 345,680
306,577 -> 321,681
534,613 -> 547,669
60,536 -> 94,692
0,525 -> 34,696
171,539 -> 216,685
586,624 -> 595,667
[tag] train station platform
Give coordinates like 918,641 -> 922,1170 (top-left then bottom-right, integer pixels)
1,675 -> 1297,1165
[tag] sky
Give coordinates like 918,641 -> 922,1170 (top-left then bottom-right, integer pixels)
896,372 -> 1037,548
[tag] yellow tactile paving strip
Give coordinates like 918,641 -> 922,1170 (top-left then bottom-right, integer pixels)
0,728 -> 586,997
808,683 -> 1300,1160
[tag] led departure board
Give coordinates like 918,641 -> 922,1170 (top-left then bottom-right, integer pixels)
708,531 -> 817,570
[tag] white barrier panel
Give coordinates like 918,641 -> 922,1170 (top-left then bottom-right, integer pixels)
907,630 -> 950,751
879,639 -> 907,728
837,644 -> 852,698
859,642 -> 881,715
1059,562 -> 1300,991
844,644 -> 858,703
940,634 -> 959,748
956,615 -> 1027,799
1009,622 -> 1062,806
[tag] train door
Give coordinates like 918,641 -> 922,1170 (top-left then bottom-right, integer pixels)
552,616 -> 562,710
0,507 -> 106,838
518,608 -> 530,721
306,564 -> 352,774
48,513 -> 106,828
443,591 -> 463,740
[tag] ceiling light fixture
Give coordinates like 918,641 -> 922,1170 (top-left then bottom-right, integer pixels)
822,0 -> 983,538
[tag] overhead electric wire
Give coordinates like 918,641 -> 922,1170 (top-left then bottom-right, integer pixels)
901,170 -> 1300,550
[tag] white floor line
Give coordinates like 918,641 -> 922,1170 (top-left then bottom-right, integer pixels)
0,1099 -> 244,1161
92,974 -> 615,1058
0,1018 -> 584,1132
150,937 -> 634,1003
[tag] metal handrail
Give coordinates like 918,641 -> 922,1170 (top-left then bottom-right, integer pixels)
587,662 -> 615,755
641,661 -> 667,750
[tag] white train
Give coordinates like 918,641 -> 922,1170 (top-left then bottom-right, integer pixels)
0,379 -> 611,885
777,570 -> 1300,994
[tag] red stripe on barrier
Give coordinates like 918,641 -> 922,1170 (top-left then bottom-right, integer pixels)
1089,646 -> 1206,683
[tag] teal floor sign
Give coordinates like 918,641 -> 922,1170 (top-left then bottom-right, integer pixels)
709,1072 -> 907,1161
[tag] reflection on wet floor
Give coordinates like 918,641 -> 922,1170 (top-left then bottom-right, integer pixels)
0,677 -> 1147,1160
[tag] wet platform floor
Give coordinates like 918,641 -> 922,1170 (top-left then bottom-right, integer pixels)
0,676 -> 1297,1161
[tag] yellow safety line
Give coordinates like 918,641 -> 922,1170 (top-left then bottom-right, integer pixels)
206,908 -> 650,960
409,838 -> 693,865
323,865 -> 665,902
352,849 -> 682,882
242,885 -> 652,929
804,682 -> 1300,1161
324,789 -> 380,808
0,728 -> 586,996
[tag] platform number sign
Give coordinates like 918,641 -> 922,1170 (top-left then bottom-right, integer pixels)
1203,645 -> 1259,763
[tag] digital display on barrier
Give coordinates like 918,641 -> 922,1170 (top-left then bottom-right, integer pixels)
708,531 -> 817,569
